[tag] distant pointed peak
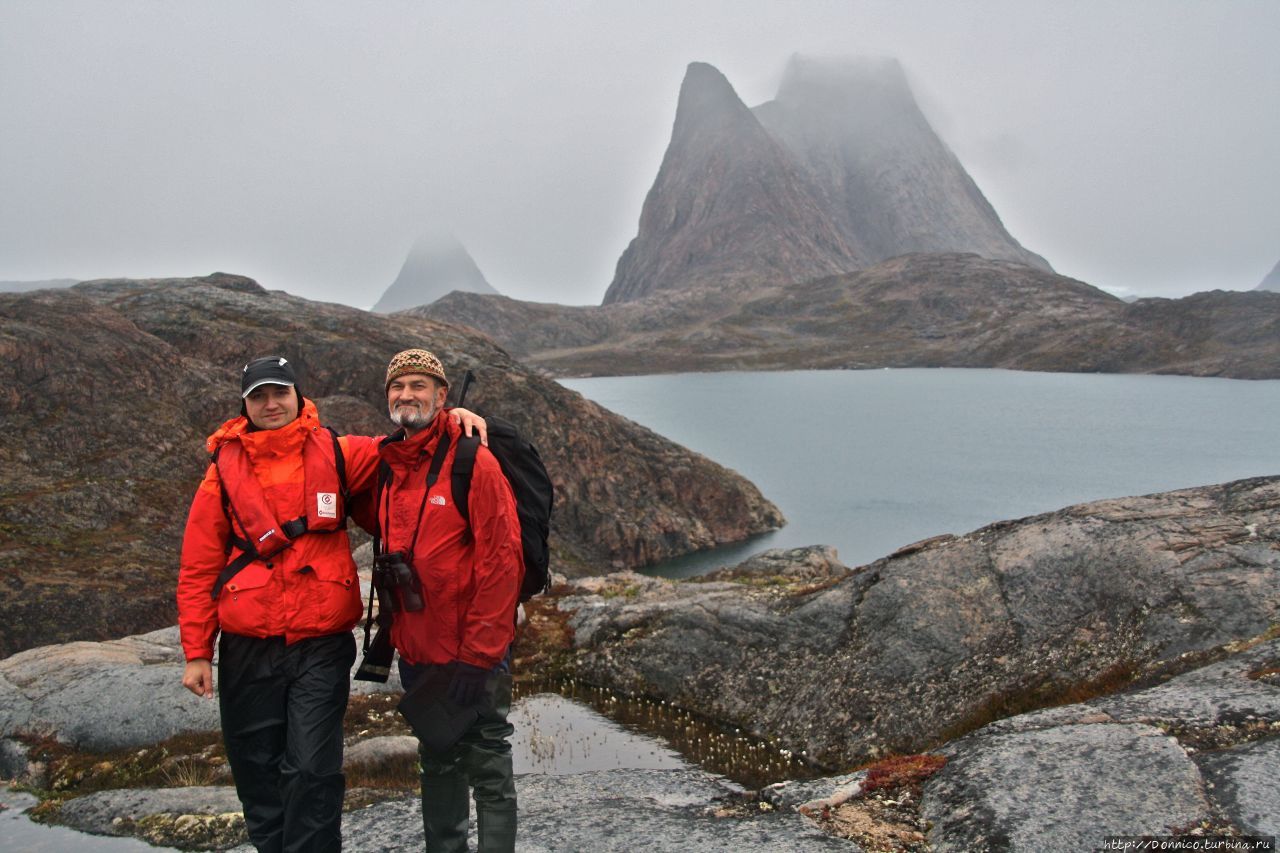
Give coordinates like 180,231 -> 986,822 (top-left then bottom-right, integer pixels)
675,61 -> 750,122
372,232 -> 496,313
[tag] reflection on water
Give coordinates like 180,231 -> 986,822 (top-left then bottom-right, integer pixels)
514,679 -> 824,789
510,693 -> 687,775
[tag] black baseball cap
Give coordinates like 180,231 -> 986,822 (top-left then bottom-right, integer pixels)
241,356 -> 297,398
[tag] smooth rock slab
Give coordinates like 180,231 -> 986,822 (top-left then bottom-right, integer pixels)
922,723 -> 1211,853
0,625 -> 399,750
0,627 -> 218,751
45,769 -> 857,852
1197,735 -> 1280,837
56,786 -> 244,835
343,735 -> 418,768
336,769 -> 857,853
1093,640 -> 1280,726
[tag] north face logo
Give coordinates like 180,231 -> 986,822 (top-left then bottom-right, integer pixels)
429,495 -> 447,506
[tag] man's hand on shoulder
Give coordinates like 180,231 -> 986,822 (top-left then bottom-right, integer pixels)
449,408 -> 488,446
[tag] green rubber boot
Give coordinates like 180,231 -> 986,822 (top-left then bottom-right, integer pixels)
476,804 -> 517,853
419,760 -> 470,853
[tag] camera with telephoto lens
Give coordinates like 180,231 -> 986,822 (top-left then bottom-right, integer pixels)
372,551 -> 424,612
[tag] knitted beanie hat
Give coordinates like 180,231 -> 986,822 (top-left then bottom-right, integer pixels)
385,348 -> 449,391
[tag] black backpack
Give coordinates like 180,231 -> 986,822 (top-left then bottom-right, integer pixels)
451,371 -> 552,600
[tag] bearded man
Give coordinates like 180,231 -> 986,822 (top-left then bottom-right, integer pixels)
371,348 -> 523,853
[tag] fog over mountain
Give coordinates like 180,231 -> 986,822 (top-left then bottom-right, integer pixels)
604,57 -> 1047,305
1257,260 -> 1280,292
0,2 -> 1276,304
756,56 -> 1048,270
0,279 -> 78,294
372,234 -> 497,313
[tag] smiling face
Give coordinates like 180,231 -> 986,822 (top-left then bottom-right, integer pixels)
387,373 -> 447,434
244,383 -> 299,430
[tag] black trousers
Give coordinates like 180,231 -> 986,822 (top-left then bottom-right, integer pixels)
218,631 -> 356,853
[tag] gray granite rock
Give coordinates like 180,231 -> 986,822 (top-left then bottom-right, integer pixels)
907,640 -> 1280,851
337,769 -> 857,852
978,639 -> 1280,737
1196,735 -> 1280,837
1092,640 -> 1280,726
760,772 -> 866,810
0,625 -> 400,750
0,627 -> 218,750
343,735 -> 418,768
56,786 -> 244,836
561,477 -> 1280,768
42,769 -> 857,852
0,736 -> 29,780
922,723 -> 1211,852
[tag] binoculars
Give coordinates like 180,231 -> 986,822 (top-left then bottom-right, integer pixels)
372,550 -> 424,613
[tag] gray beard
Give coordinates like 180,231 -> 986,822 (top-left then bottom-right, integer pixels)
390,403 -> 437,431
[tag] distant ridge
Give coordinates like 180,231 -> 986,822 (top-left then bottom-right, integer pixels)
372,234 -> 497,313
603,57 -> 1047,305
424,252 -> 1280,380
1256,259 -> 1280,292
420,56 -> 1277,382
0,278 -> 78,294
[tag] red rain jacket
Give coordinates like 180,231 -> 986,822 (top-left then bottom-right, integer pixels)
177,399 -> 380,661
376,411 -> 522,669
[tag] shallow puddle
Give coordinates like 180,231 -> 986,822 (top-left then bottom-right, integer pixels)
510,693 -> 688,775
514,679 -> 824,789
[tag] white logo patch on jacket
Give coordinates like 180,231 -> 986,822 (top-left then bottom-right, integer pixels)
317,493 -> 337,519
430,495 -> 447,506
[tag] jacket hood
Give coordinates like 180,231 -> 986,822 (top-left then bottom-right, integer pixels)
206,397 -> 321,454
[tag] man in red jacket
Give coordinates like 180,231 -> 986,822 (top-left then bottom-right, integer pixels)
177,355 -> 485,853
374,348 -> 523,853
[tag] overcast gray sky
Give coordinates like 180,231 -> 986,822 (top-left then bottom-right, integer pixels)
2,1 -> 1277,307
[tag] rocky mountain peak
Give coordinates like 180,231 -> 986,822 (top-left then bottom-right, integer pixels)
603,55 -> 1050,306
602,62 -> 863,305
673,62 -> 752,129
372,233 -> 497,313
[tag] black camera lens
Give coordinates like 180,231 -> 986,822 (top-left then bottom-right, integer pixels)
374,551 -> 423,612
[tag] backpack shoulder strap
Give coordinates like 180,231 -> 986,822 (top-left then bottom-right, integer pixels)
451,434 -> 481,525
326,426 -> 349,501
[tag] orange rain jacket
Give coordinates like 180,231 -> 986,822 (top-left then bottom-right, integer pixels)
177,399 -> 380,661
375,411 -> 522,669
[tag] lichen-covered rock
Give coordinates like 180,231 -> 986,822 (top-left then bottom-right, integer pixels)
54,785 -> 243,838
558,477 -> 1280,768
335,769 -> 857,852
343,735 -> 418,768
1196,735 -> 1280,837
922,723 -> 1210,851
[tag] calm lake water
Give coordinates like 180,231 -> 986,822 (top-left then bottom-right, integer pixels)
561,369 -> 1280,577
